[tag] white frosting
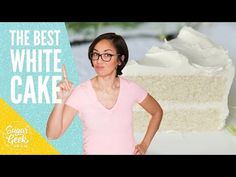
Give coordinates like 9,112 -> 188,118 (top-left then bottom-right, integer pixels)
123,26 -> 234,76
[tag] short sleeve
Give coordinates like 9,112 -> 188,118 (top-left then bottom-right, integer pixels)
65,85 -> 82,111
130,81 -> 148,103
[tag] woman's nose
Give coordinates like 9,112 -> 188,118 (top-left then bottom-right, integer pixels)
97,57 -> 104,64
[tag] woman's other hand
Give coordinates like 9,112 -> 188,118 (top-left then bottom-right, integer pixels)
134,143 -> 148,155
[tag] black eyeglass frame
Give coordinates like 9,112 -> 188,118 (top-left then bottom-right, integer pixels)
89,52 -> 120,62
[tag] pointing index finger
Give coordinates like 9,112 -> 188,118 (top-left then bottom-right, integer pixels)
62,64 -> 68,80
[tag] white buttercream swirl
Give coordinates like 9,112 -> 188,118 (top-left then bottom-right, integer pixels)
124,26 -> 233,75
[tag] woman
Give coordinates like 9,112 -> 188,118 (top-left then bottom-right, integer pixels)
46,32 -> 163,155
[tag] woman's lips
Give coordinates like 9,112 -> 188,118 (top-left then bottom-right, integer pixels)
95,66 -> 104,70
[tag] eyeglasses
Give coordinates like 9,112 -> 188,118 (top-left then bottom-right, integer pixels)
89,52 -> 120,62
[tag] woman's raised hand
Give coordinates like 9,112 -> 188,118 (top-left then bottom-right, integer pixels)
57,64 -> 73,102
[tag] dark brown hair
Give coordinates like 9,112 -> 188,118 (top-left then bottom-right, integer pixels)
88,32 -> 129,76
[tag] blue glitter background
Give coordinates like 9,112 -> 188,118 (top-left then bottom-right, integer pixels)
0,23 -> 82,154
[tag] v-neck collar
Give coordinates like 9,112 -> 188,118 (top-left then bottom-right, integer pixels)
89,77 -> 122,112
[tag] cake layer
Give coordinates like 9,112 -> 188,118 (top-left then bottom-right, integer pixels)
133,108 -> 224,132
125,75 -> 227,103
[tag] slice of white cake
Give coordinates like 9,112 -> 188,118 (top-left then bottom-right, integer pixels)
123,26 -> 235,132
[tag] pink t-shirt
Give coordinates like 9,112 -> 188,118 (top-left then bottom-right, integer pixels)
65,77 -> 148,155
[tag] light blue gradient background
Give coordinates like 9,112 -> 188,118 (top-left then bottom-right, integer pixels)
0,23 -> 82,154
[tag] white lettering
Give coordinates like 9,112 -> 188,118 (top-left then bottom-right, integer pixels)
11,75 -> 22,104
11,75 -> 62,104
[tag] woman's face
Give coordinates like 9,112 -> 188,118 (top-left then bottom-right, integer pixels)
91,39 -> 119,77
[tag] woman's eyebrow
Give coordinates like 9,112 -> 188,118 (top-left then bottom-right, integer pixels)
104,49 -> 113,52
93,48 -> 113,52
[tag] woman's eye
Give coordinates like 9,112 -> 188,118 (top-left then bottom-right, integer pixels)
104,53 -> 112,57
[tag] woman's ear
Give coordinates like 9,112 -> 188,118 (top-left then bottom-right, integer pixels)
121,55 -> 125,61
118,55 -> 125,65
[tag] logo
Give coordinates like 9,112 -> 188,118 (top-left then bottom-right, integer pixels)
3,121 -> 31,148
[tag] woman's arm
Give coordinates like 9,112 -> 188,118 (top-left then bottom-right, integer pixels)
46,65 -> 77,140
134,93 -> 163,155
46,103 -> 77,140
